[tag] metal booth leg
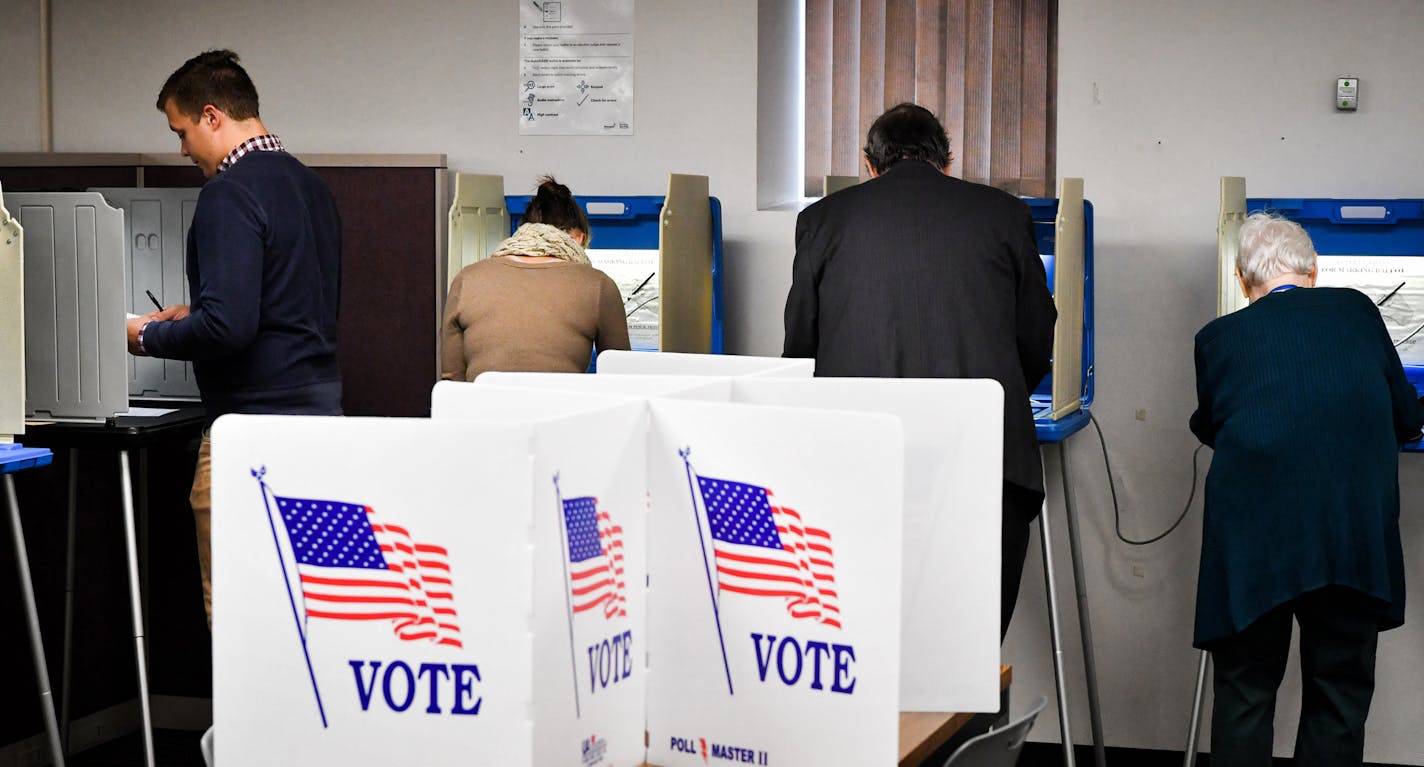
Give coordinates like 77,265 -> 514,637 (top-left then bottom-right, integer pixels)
119,450 -> 157,767
1038,484 -> 1077,767
5,474 -> 67,767
1183,649 -> 1210,767
61,448 -> 78,756
1058,441 -> 1107,767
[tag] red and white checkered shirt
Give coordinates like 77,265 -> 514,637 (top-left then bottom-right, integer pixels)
217,134 -> 285,174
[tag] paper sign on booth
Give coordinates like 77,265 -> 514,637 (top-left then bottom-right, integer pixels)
645,399 -> 903,767
431,383 -> 648,767
210,416 -> 536,766
732,378 -> 1004,713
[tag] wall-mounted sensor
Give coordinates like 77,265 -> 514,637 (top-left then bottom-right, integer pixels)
1337,77 -> 1359,111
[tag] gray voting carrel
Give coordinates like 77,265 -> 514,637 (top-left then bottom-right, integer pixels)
91,187 -> 202,400
9,191 -> 128,420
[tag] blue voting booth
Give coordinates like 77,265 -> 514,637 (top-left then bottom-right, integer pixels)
446,173 -> 724,362
506,192 -> 725,355
1220,178 -> 1424,452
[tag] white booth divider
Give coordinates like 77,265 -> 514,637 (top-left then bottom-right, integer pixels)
645,399 -> 903,766
476,370 -> 734,401
212,403 -> 648,767
731,378 -> 1003,713
596,350 -> 813,378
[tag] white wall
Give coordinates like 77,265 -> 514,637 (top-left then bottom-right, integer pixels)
6,0 -> 1424,762
1019,0 -> 1424,762
0,0 -> 797,359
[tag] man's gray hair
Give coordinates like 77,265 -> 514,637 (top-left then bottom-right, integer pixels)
1236,212 -> 1317,287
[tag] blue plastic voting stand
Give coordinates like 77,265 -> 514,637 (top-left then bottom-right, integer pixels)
507,194 -> 726,360
1245,197 -> 1424,453
1027,196 -> 1095,444
1023,187 -> 1104,767
3,443 -> 65,767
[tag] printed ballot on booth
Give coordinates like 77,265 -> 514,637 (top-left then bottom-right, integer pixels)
210,416 -> 537,765
645,399 -> 904,767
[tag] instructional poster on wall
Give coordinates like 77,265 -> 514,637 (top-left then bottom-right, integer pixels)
519,0 -> 634,135
588,248 -> 659,351
1318,255 -> 1424,366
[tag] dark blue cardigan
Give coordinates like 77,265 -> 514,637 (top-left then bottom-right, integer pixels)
1189,286 -> 1421,646
143,151 -> 343,418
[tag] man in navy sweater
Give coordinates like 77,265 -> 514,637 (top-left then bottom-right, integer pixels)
126,50 -> 343,626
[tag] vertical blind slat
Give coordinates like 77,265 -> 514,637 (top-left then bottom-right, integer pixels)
832,0 -> 863,177
858,0 -> 888,180
961,0 -> 994,184
942,0 -> 968,177
884,0 -> 918,105
1020,0 -> 1049,197
805,0 -> 834,196
990,0 -> 1023,195
914,0 -> 947,120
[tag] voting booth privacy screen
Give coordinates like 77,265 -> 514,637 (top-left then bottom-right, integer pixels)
1027,177 -> 1094,442
1,184 -> 24,438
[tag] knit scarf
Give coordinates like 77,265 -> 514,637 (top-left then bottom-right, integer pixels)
490,222 -> 590,264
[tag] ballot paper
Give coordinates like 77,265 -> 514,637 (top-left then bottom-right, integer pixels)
1317,255 -> 1424,366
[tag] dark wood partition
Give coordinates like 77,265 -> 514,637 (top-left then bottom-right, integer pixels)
1,152 -> 448,418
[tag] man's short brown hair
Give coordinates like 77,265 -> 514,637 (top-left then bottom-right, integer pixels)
156,49 -> 260,121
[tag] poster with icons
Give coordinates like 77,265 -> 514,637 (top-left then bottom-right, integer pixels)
1317,255 -> 1424,366
519,0 -> 634,135
645,399 -> 903,767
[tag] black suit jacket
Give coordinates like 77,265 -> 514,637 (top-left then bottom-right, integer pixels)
783,160 -> 1056,494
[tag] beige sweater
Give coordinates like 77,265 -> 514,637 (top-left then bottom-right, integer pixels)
441,258 -> 631,381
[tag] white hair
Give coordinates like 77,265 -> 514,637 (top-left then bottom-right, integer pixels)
1236,212 -> 1317,287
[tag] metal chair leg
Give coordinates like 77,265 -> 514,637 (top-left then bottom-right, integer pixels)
1183,649 -> 1210,767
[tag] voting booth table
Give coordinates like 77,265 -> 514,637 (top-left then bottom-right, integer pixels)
446,173 -> 724,357
205,359 -> 1012,765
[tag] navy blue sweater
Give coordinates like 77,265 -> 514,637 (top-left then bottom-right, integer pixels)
143,151 -> 343,418
1189,287 -> 1421,646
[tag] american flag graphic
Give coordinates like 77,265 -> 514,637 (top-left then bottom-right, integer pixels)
696,475 -> 841,629
563,496 -> 627,619
275,495 -> 462,648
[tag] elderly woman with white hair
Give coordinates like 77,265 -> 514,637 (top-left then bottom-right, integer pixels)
1190,212 -> 1422,767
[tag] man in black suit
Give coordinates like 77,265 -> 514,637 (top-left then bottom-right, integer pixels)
783,102 -> 1056,640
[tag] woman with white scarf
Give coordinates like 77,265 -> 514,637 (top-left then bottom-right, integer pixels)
441,176 -> 630,381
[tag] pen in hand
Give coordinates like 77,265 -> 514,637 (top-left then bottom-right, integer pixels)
145,289 -> 164,313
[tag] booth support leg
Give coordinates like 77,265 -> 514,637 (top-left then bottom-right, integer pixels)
1059,442 -> 1106,767
5,473 -> 67,767
1039,493 -> 1077,767
120,450 -> 157,767
1183,650 -> 1210,767
60,448 -> 78,756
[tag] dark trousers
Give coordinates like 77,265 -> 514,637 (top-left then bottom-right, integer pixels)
1000,481 -> 1043,641
1209,585 -> 1381,767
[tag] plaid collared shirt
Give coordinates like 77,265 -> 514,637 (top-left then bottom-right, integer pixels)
217,134 -> 285,174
